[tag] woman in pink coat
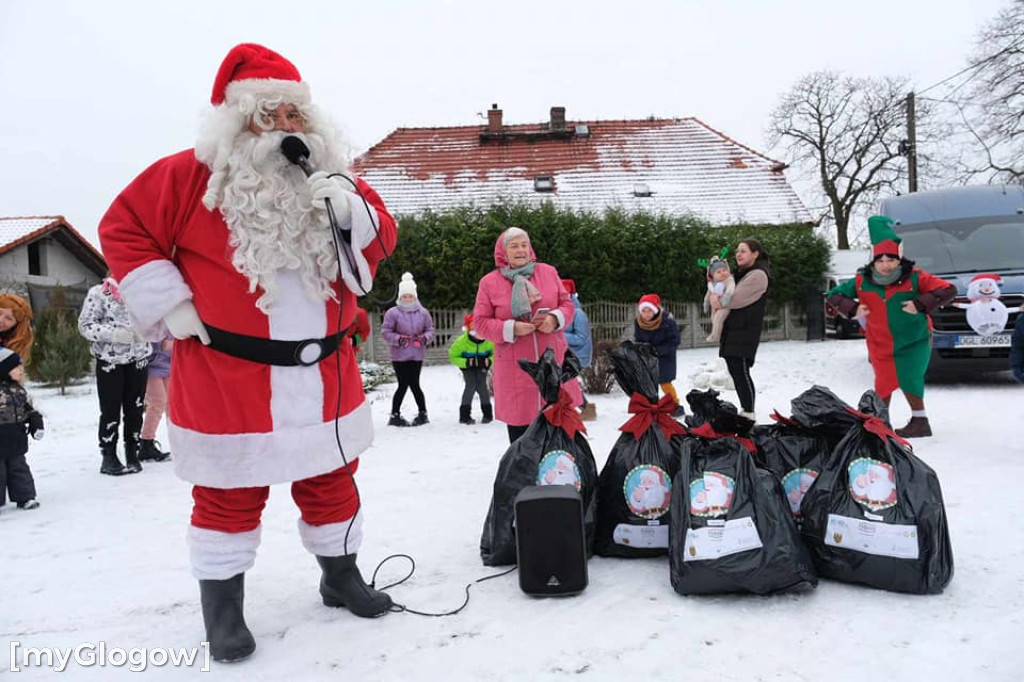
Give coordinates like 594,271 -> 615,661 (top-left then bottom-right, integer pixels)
473,227 -> 583,443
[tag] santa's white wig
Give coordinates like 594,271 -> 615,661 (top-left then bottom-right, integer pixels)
196,94 -> 352,211
193,95 -> 353,312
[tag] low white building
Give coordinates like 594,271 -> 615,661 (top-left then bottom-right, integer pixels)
0,215 -> 107,311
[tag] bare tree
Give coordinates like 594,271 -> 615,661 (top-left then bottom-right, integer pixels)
768,71 -> 925,249
953,0 -> 1024,182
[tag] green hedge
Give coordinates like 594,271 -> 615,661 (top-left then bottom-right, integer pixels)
368,202 -> 830,310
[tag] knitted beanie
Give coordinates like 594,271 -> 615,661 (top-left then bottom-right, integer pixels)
707,258 -> 730,277
397,272 -> 418,300
0,347 -> 22,377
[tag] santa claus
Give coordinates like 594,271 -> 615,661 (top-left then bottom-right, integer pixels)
98,44 -> 398,662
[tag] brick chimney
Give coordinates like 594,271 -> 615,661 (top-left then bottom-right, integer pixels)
550,106 -> 566,130
487,103 -> 503,133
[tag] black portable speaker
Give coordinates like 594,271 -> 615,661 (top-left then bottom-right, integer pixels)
514,485 -> 589,596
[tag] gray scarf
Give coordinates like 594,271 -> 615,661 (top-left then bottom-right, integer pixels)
872,267 -> 902,286
500,262 -> 539,319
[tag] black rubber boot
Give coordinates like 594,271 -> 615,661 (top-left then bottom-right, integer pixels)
387,412 -> 409,427
139,439 -> 171,462
199,573 -> 256,663
316,554 -> 393,618
411,410 -> 429,426
459,405 -> 475,425
100,446 -> 128,476
481,403 -> 493,424
123,440 -> 143,474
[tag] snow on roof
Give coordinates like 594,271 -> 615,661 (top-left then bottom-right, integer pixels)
0,216 -> 62,249
353,116 -> 813,226
0,215 -> 105,266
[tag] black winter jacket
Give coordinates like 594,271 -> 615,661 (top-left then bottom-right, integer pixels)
634,312 -> 681,383
719,261 -> 770,362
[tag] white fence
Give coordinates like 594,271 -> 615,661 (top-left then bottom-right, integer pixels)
362,301 -> 812,367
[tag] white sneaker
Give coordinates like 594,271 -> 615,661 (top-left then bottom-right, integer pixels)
18,499 -> 40,510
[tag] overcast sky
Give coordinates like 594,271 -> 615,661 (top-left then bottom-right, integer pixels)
0,0 -> 1007,247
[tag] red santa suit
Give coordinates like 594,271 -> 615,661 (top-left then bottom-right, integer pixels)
100,150 -> 395,488
100,148 -> 396,577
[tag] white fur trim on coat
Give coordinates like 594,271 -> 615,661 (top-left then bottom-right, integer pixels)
168,400 -> 373,488
119,259 -> 193,341
189,526 -> 261,580
224,78 -> 311,107
298,513 -> 363,556
550,309 -> 566,330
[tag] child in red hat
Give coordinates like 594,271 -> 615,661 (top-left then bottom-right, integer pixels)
633,294 -> 683,416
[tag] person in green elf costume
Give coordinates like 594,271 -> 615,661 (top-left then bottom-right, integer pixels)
827,215 -> 956,438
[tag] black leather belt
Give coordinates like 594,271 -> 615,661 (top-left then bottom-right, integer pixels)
204,323 -> 346,367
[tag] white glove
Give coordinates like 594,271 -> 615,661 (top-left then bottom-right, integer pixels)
308,171 -> 352,224
31,430 -> 44,441
164,300 -> 211,345
112,327 -> 136,344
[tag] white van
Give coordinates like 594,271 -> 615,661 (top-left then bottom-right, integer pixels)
879,185 -> 1024,373
824,248 -> 872,338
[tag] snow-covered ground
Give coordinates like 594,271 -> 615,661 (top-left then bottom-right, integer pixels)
4,339 -> 1023,680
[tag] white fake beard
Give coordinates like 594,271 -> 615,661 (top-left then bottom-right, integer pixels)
217,130 -> 340,313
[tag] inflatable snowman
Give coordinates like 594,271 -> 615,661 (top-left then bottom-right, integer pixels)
955,273 -> 1009,336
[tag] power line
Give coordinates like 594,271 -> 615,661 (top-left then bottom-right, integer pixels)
918,33 -> 1024,96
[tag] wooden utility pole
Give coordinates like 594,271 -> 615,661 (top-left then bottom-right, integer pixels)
906,92 -> 918,193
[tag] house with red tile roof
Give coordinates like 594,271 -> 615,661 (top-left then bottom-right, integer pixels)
352,106 -> 813,226
0,215 -> 107,310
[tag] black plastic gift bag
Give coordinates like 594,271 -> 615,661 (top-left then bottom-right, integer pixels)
668,431 -> 817,595
480,349 -> 599,566
799,391 -> 953,594
684,388 -> 755,436
594,341 -> 685,557
750,411 -> 830,525
789,385 -> 871,455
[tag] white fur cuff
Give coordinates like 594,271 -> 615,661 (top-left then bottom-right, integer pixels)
298,513 -> 363,556
345,191 -> 379,250
119,259 -> 193,341
188,525 -> 261,581
551,309 -> 566,330
337,240 -> 374,297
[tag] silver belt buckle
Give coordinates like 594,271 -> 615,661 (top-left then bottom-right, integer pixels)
294,339 -> 324,366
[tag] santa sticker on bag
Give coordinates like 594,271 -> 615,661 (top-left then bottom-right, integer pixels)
848,458 -> 897,512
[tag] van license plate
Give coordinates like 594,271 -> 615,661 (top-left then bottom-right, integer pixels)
955,334 -> 1011,348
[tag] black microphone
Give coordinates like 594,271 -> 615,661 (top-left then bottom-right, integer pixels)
280,135 -> 353,250
280,135 -> 316,176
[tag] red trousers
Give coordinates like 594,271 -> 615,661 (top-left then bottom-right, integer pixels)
191,461 -> 360,533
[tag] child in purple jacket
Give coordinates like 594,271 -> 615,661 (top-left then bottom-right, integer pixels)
140,336 -> 173,461
381,273 -> 435,426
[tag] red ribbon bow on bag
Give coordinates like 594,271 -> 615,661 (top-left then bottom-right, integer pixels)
844,407 -> 912,450
543,387 -> 587,439
620,393 -> 687,441
688,422 -> 758,454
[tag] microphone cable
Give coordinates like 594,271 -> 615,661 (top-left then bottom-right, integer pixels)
325,171 -> 404,308
322,176 -> 517,618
